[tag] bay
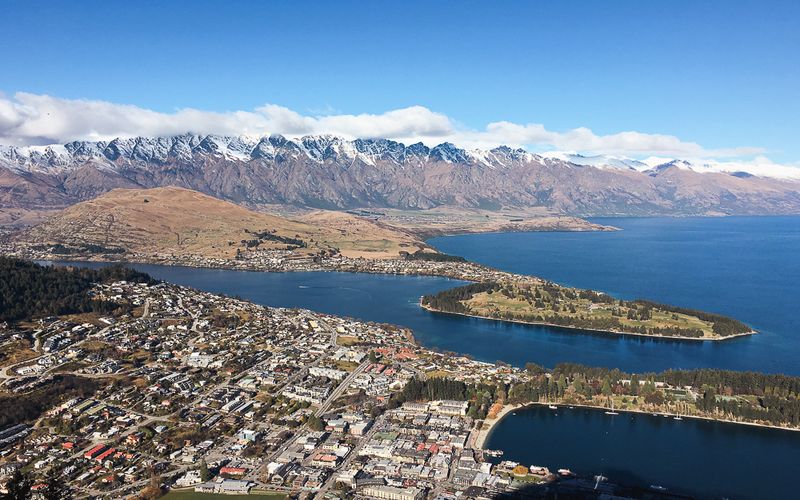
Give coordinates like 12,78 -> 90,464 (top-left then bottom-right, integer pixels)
46,216 -> 800,499
52,261 -> 798,375
484,405 -> 800,499
429,216 -> 800,375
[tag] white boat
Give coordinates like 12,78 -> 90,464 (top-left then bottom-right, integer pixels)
548,405 -> 558,410
604,411 -> 619,415
673,416 -> 683,420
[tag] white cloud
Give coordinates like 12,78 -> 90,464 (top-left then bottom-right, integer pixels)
0,91 -> 783,169
0,93 -> 456,148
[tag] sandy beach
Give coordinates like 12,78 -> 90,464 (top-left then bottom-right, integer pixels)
473,403 -> 524,449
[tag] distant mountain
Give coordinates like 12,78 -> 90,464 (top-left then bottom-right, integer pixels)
2,134 -> 799,216
20,186 -> 427,259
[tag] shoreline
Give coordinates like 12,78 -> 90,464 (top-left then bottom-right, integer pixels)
10,250 -> 504,283
473,403 -> 524,449
413,223 -> 620,240
4,250 -> 795,442
420,302 -> 756,342
475,401 -> 800,451
34,251 -> 757,344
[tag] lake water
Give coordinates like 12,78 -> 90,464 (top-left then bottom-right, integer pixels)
430,216 -> 800,375
57,260 -> 796,375
56,215 -> 800,376
50,216 -> 800,499
53,217 -> 800,374
484,405 -> 800,500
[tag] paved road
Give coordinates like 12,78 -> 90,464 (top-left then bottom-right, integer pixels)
314,361 -> 369,417
315,418 -> 381,496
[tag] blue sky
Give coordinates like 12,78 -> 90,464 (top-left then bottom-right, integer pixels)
0,0 -> 798,165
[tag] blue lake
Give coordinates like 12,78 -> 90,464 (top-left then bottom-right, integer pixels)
57,261 -> 797,375
485,405 -> 800,500
54,216 -> 800,375
49,216 -> 800,499
430,216 -> 800,375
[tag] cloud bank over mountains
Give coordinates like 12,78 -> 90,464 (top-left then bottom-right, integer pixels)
0,91 -> 796,178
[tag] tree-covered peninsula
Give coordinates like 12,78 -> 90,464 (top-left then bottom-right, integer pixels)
421,280 -> 753,340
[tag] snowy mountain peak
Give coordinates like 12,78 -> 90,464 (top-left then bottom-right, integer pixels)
1,134 -> 799,180
429,142 -> 469,163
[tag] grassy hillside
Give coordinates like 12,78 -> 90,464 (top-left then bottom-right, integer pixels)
20,187 -> 428,259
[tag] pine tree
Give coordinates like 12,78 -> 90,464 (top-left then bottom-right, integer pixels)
40,470 -> 72,500
630,375 -> 640,396
199,459 -> 211,482
2,470 -> 32,500
601,376 -> 613,396
307,415 -> 325,431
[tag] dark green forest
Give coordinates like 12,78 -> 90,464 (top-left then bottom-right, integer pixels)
393,364 -> 800,427
0,375 -> 99,428
31,243 -> 126,255
554,363 -> 800,426
390,377 -> 501,419
632,300 -> 751,336
404,250 -> 467,263
421,282 -> 498,314
0,257 -> 154,322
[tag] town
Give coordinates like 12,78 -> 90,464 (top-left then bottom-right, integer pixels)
2,257 -> 800,499
0,240 -> 533,284
0,276 -> 577,499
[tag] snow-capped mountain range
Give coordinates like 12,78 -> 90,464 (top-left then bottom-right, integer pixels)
3,135 -> 799,179
1,134 -> 799,216
542,152 -> 800,180
0,134 -> 542,173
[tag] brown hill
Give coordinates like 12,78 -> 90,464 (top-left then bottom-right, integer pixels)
20,187 -> 427,259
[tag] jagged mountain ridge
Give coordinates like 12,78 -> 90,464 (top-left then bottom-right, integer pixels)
1,133 -> 799,215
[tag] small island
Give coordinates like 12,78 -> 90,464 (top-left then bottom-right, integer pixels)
421,281 -> 754,340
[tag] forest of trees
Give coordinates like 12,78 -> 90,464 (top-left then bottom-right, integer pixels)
394,377 -> 470,401
404,250 -> 466,263
392,364 -> 800,428
420,282 -> 498,313
632,300 -> 751,336
245,229 -> 306,249
0,257 -> 154,322
31,243 -> 126,255
390,377 -> 502,419
0,375 -> 99,428
552,363 -> 800,426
